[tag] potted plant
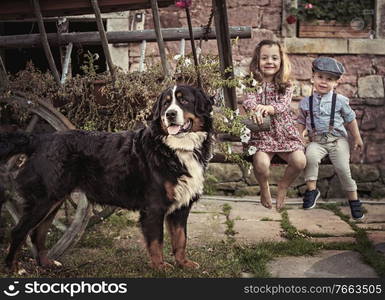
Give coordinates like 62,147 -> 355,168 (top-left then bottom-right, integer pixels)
286,0 -> 375,38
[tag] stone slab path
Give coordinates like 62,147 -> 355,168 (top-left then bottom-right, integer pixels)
267,250 -> 378,278
108,197 -> 385,277
187,196 -> 385,277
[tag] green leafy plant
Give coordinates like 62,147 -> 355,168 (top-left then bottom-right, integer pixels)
0,55 -> 259,168
288,0 -> 374,25
80,51 -> 100,76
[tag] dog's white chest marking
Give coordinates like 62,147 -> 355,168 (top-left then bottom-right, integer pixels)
164,132 -> 207,214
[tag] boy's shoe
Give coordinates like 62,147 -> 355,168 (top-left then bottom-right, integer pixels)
349,200 -> 364,220
302,189 -> 320,209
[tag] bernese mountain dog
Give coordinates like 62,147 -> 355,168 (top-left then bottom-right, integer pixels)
0,85 -> 214,272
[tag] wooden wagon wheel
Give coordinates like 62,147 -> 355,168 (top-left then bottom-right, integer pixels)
1,94 -> 93,260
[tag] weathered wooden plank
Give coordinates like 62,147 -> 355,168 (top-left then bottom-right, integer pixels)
90,0 -> 116,80
150,0 -> 169,77
300,26 -> 372,32
0,0 -> 174,20
298,20 -> 372,38
33,0 -> 61,84
299,31 -> 371,38
281,0 -> 297,38
0,26 -> 252,48
213,0 -> 237,110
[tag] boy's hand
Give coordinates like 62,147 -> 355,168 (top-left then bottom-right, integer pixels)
296,124 -> 308,146
353,137 -> 363,152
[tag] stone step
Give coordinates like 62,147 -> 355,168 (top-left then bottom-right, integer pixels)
287,209 -> 355,236
267,250 -> 378,278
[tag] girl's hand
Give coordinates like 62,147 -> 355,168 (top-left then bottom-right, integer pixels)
251,110 -> 264,125
252,105 -> 274,125
255,104 -> 274,116
353,137 -> 363,152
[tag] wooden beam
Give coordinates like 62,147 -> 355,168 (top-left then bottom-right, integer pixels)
90,0 -> 116,80
281,0 -> 297,38
0,0 -> 175,20
213,0 -> 236,110
0,27 -> 251,48
0,55 -> 7,88
376,0 -> 385,38
185,6 -> 202,88
32,0 -> 61,84
150,0 -> 169,77
61,43 -> 73,84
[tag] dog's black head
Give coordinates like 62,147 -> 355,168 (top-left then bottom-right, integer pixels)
152,85 -> 213,136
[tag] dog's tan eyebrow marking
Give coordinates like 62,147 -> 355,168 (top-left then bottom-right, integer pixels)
166,95 -> 171,100
176,92 -> 183,98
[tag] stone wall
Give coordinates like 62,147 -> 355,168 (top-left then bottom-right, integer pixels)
206,163 -> 385,199
139,0 -> 385,198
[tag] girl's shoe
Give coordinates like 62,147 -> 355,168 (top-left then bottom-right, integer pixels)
349,200 -> 364,220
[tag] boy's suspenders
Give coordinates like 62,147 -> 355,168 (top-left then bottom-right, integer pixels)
329,93 -> 337,131
308,93 -> 337,135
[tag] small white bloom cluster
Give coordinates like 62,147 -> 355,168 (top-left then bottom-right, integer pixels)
240,126 -> 251,143
173,55 -> 192,67
227,144 -> 232,154
248,145 -> 257,156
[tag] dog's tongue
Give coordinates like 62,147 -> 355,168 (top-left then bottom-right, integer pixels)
167,125 -> 181,135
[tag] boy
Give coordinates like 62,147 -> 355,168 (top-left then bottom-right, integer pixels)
297,57 -> 364,220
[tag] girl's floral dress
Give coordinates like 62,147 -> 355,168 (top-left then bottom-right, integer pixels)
243,82 -> 304,153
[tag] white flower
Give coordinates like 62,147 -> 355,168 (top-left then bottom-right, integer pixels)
184,58 -> 192,67
240,134 -> 250,143
227,144 -> 232,154
247,165 -> 253,175
223,117 -> 229,123
240,126 -> 250,135
256,86 -> 263,94
234,108 -> 239,116
173,54 -> 182,61
252,79 -> 258,87
248,146 -> 257,156
240,126 -> 251,143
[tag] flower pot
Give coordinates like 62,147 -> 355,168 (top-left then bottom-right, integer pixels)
298,19 -> 373,38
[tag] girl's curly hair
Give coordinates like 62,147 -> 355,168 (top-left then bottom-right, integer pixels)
249,40 -> 292,94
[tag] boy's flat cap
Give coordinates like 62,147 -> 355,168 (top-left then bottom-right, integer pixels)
312,57 -> 345,77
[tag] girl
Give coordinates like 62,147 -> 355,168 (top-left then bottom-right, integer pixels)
243,40 -> 306,210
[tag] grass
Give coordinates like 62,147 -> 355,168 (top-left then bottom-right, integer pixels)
222,204 -> 237,238
0,202 -> 384,278
320,203 -> 385,277
236,204 -> 385,278
236,209 -> 323,277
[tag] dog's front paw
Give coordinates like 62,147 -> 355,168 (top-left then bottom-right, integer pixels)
17,268 -> 28,276
4,262 -> 21,275
38,257 -> 63,269
176,259 -> 200,269
150,261 -> 174,271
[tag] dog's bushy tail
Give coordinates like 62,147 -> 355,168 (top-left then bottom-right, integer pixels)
0,132 -> 36,161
